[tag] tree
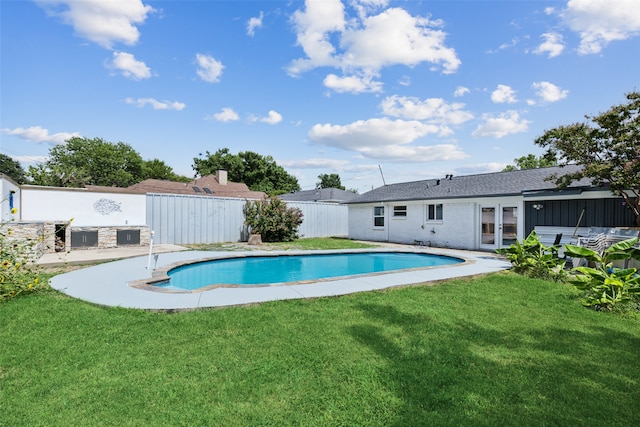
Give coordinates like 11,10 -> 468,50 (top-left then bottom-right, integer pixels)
142,159 -> 191,182
193,148 -> 300,195
316,173 -> 345,190
535,91 -> 640,226
502,151 -> 557,172
27,137 -> 144,187
0,154 -> 26,184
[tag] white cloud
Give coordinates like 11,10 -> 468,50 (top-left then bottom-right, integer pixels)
487,37 -> 521,53
562,0 -> 640,54
533,32 -> 565,58
289,0 -> 346,74
247,11 -> 264,36
532,81 -> 568,103
108,51 -> 151,80
472,110 -> 530,138
36,0 -> 154,49
380,95 -> 473,132
12,155 -> 49,166
211,108 -> 239,122
289,2 -> 460,93
1,125 -> 80,145
279,158 -> 351,169
308,118 -> 468,162
340,8 -> 460,74
125,97 -> 185,110
491,85 -> 518,104
351,0 -> 389,20
455,162 -> 507,175
323,73 -> 383,93
195,53 -> 224,83
453,86 -> 469,97
252,110 -> 283,125
398,75 -> 411,86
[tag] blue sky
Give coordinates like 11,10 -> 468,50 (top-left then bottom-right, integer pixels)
1,0 -> 639,193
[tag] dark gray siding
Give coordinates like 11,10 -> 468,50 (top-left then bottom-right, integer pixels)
525,198 -> 636,235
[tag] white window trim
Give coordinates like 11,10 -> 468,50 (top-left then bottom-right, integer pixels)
373,206 -> 385,228
426,203 -> 443,222
392,205 -> 407,218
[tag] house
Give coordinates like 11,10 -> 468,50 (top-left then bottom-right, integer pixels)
279,187 -> 360,204
86,170 -> 265,200
346,165 -> 637,251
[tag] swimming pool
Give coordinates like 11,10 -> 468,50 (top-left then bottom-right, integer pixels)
154,251 -> 464,291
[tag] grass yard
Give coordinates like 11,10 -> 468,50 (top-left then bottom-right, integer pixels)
2,270 -> 639,426
186,236 -> 377,251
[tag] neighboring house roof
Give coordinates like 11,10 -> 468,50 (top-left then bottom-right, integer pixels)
86,173 -> 266,199
348,165 -> 601,204
279,188 -> 360,203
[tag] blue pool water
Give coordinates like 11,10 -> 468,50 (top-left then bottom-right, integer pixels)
158,252 -> 463,291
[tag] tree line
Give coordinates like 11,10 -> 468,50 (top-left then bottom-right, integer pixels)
1,139 -> 357,195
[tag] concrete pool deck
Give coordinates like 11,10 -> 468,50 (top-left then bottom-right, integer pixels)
45,244 -> 511,310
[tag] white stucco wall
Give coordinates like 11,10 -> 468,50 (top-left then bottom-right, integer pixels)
1,176 -> 21,222
349,196 -> 526,251
20,186 -> 146,226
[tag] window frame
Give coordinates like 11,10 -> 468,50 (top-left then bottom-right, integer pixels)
393,205 -> 407,218
427,203 -> 443,221
373,206 -> 385,227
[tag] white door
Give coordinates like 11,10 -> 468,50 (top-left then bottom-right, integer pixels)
480,205 -> 518,250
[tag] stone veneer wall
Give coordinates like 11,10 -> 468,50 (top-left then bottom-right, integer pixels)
2,223 -> 151,257
1,222 -> 46,261
66,226 -> 151,251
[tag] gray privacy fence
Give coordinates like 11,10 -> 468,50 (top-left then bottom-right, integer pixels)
146,194 -> 348,245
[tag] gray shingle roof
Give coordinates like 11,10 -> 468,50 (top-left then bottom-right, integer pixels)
348,165 -> 598,204
279,188 -> 360,203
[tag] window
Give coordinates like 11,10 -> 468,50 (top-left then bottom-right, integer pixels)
374,206 -> 384,227
427,203 -> 443,221
393,205 -> 407,217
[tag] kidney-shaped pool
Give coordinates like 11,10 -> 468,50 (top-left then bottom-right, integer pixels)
153,251 -> 465,292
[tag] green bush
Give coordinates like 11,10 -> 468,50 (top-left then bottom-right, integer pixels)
564,238 -> 640,311
243,196 -> 304,242
0,208 -> 44,301
496,230 -> 567,281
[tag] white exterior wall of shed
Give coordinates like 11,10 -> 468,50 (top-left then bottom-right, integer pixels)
348,196 -> 525,250
20,187 -> 146,226
1,176 -> 20,222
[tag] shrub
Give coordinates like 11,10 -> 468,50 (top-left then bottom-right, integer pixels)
243,197 -> 304,242
0,208 -> 44,301
496,230 -> 567,281
564,238 -> 640,311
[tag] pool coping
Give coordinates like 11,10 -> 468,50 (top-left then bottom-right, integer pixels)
49,246 -> 511,311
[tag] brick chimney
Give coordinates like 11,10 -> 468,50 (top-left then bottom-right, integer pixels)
217,170 -> 228,185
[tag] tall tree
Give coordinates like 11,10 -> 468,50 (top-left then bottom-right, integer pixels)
142,158 -> 191,182
502,151 -> 557,172
0,153 -> 26,184
535,91 -> 640,226
26,137 -> 144,187
316,173 -> 345,190
193,148 -> 300,194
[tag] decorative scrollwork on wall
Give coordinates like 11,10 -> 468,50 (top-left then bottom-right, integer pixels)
93,198 -> 122,215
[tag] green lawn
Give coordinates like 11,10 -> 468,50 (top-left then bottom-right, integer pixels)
1,272 -> 639,426
187,236 -> 377,251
